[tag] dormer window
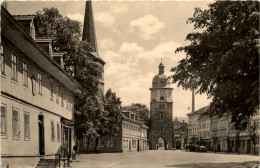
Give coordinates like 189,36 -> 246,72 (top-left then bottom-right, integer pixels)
30,22 -> 35,40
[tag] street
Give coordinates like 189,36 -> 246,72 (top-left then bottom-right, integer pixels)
71,150 -> 260,168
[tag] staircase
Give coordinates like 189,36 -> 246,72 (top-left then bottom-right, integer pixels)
35,158 -> 56,168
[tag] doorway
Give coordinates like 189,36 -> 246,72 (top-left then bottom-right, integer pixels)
157,137 -> 166,150
176,140 -> 181,149
38,115 -> 45,155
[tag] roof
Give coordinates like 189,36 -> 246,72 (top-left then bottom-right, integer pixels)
186,105 -> 209,116
2,7 -> 81,91
90,52 -> 105,64
13,15 -> 35,21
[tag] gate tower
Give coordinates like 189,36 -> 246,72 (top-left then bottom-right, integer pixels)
150,61 -> 173,149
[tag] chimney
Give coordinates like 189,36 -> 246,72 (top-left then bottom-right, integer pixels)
192,89 -> 195,113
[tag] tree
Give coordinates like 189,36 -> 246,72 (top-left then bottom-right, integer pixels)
123,103 -> 150,123
34,7 -> 82,74
102,89 -> 123,136
171,1 -> 259,130
34,8 -> 106,153
249,121 -> 257,155
73,41 -> 104,153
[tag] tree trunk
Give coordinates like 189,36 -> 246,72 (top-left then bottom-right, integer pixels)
95,138 -> 99,154
87,137 -> 90,154
236,132 -> 240,154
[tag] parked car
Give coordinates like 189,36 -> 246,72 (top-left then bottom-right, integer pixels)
198,145 -> 207,152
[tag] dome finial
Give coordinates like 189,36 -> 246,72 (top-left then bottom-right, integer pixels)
158,59 -> 165,75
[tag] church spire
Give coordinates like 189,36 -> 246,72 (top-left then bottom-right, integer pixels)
158,59 -> 165,75
82,1 -> 98,53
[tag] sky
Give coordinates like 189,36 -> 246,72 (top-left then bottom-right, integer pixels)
7,0 -> 212,119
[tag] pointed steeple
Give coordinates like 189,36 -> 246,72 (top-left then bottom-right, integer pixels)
82,1 -> 98,53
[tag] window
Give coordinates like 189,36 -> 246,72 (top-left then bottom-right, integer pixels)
123,140 -> 125,148
1,105 -> 6,136
1,44 -> 5,74
159,104 -> 165,109
67,92 -> 69,109
30,22 -> 35,40
83,135 -> 88,147
51,121 -> 55,141
24,113 -> 30,139
160,114 -> 164,119
56,85 -> 59,104
50,82 -> 53,101
11,55 -> 17,80
12,108 -> 20,138
38,73 -> 42,94
160,96 -> 164,101
98,139 -> 104,147
126,140 -> 128,148
57,123 -> 60,141
23,62 -> 28,86
132,140 -> 136,148
107,138 -> 114,147
160,126 -> 164,131
61,89 -> 64,107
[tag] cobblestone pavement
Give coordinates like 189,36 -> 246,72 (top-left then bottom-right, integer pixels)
71,150 -> 260,168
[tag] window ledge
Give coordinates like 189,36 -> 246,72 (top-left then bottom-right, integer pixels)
1,73 -> 6,78
11,79 -> 19,85
13,136 -> 20,140
24,137 -> 31,141
23,85 -> 29,90
1,134 -> 7,139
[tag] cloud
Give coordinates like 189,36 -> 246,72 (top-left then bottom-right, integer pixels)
110,4 -> 129,13
129,15 -> 165,40
119,42 -> 144,54
137,41 -> 184,63
99,38 -> 114,50
66,13 -> 84,22
95,12 -> 116,28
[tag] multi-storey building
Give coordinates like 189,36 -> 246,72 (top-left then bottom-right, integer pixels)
172,117 -> 188,149
150,61 -> 173,150
78,111 -> 148,153
1,5 -> 80,165
187,106 -> 208,141
197,114 -> 211,150
187,104 -> 259,155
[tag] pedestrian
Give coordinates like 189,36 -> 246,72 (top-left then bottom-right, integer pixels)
72,145 -> 77,160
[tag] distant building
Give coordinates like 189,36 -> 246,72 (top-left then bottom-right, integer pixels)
187,106 -> 208,142
150,61 -> 173,150
1,5 -> 79,163
78,111 -> 148,153
187,104 -> 260,155
172,117 -> 188,149
197,113 -> 211,151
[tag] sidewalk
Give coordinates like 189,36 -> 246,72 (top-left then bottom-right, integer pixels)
1,157 -> 40,168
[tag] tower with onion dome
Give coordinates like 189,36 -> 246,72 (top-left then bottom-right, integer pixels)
149,60 -> 173,150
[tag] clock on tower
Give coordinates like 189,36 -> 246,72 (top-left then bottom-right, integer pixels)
149,60 -> 173,150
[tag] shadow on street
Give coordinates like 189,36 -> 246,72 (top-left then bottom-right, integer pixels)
165,161 -> 260,168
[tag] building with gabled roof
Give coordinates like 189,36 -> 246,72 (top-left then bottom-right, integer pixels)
1,5 -> 80,167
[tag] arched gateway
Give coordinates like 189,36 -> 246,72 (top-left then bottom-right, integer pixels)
150,61 -> 173,150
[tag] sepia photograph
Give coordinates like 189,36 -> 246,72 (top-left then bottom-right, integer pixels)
1,0 -> 259,167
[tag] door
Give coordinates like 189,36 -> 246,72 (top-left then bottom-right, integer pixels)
129,140 -> 131,151
38,115 -> 45,155
63,127 -> 72,156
